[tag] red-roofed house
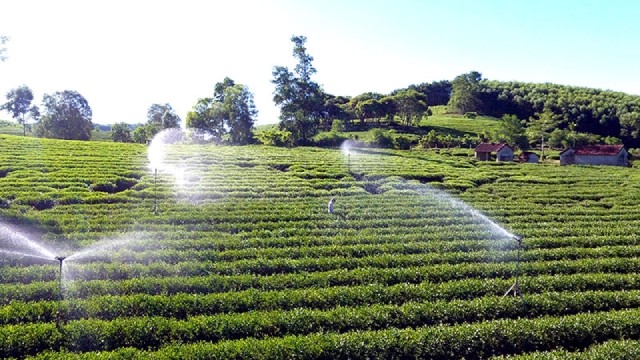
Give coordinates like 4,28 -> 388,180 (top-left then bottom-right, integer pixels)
559,145 -> 628,166
474,143 -> 514,162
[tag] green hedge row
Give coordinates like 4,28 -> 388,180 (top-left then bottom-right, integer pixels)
19,308 -> 640,359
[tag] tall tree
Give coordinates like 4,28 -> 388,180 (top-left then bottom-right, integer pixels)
186,78 -> 257,145
494,114 -> 528,149
186,97 -> 223,140
448,71 -> 483,114
526,109 -> 561,157
35,90 -> 93,140
392,89 -> 429,126
272,35 -> 325,145
147,103 -> 181,131
1,85 -> 40,136
111,122 -> 132,143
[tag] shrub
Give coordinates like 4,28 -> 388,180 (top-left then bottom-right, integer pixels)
371,129 -> 394,148
314,132 -> 349,147
393,136 -> 412,150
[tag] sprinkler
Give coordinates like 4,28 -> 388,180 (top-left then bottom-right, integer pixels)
55,256 -> 66,327
347,153 -> 351,173
153,168 -> 159,214
504,235 -> 526,306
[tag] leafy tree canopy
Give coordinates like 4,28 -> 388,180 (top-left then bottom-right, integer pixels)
147,103 -> 181,130
1,85 -> 40,136
111,122 -> 132,143
272,35 -> 325,145
186,77 -> 257,145
35,90 -> 92,140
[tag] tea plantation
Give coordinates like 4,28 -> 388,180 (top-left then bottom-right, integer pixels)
1,134 -> 640,359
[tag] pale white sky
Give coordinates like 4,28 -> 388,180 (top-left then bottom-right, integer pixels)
1,0 -> 639,125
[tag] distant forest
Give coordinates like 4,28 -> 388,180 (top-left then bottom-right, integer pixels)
401,72 -> 640,147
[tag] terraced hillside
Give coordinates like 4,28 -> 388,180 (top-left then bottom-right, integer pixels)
1,134 -> 640,359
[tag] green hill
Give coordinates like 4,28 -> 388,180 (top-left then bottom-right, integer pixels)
1,134 -> 640,358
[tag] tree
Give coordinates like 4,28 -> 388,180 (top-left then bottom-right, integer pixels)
526,109 -> 561,158
224,84 -> 257,145
186,98 -> 223,140
405,80 -> 452,106
392,89 -> 429,126
321,94 -> 351,130
132,126 -> 150,144
272,35 -> 325,145
0,35 -> 8,62
1,85 -> 40,136
147,103 -> 181,132
494,114 -> 528,149
35,90 -> 92,140
448,71 -> 483,114
111,123 -> 132,143
186,78 -> 257,145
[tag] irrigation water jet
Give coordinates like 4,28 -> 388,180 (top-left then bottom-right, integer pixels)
153,168 -> 159,214
504,235 -> 526,305
55,256 -> 66,328
340,140 -> 359,174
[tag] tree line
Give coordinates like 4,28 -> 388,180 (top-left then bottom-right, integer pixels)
0,80 -> 257,145
3,33 -> 640,148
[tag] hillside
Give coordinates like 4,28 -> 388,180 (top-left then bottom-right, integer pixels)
1,135 -> 640,358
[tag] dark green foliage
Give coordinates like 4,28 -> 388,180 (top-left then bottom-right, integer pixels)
272,35 -> 325,145
186,78 -> 257,145
35,90 -> 92,140
111,123 -> 132,143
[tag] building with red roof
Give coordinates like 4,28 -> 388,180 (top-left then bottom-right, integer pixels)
474,143 -> 514,162
559,145 -> 628,166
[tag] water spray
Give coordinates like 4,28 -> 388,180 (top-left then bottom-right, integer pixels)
504,235 -> 526,306
153,168 -> 159,214
54,256 -> 66,328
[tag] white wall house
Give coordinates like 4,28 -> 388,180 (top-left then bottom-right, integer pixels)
475,143 -> 514,162
559,145 -> 628,166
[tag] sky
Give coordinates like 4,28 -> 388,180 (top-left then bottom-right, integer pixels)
1,0 -> 639,126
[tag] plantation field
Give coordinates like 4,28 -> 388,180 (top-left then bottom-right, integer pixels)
1,133 -> 640,359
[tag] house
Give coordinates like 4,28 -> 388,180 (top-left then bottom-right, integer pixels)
474,143 -> 514,162
518,151 -> 539,163
559,145 -> 628,166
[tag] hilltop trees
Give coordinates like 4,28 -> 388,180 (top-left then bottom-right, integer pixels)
34,90 -> 92,140
1,85 -> 40,136
391,89 -> 429,126
186,77 -> 257,145
405,80 -> 452,106
448,71 -> 483,114
272,35 -> 325,145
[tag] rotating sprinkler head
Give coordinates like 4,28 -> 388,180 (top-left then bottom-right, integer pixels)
512,235 -> 523,246
55,256 -> 66,262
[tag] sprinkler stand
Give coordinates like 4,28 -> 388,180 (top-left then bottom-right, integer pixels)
55,256 -> 66,328
504,235 -> 526,306
153,168 -> 159,214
